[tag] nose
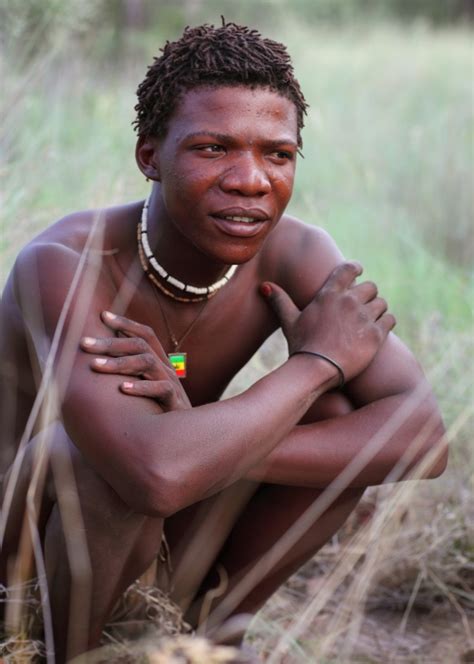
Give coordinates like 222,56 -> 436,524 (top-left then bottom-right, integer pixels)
219,153 -> 271,197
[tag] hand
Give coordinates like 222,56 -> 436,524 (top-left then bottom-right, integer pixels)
80,311 -> 192,412
261,261 -> 396,383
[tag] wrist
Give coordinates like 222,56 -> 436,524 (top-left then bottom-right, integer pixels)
288,352 -> 341,394
290,350 -> 345,389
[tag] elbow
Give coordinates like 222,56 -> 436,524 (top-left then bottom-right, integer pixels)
120,465 -> 190,519
393,394 -> 448,482
429,447 -> 448,478
425,432 -> 449,479
122,483 -> 181,519
120,488 -> 178,519
406,387 -> 448,479
421,415 -> 449,480
146,483 -> 187,519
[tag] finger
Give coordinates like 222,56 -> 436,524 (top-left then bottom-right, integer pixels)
81,336 -> 149,357
323,261 -> 363,292
366,297 -> 388,320
260,282 -> 300,332
100,312 -> 168,360
350,280 -> 378,303
376,312 -> 397,338
120,380 -> 176,406
91,353 -> 169,379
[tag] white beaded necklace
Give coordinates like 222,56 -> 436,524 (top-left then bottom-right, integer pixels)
139,195 -> 237,298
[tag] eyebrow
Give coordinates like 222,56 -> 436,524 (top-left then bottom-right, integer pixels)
182,131 -> 298,149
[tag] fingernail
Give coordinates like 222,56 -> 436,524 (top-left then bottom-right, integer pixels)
260,283 -> 272,297
94,358 -> 107,365
82,337 -> 96,346
103,311 -> 116,319
122,381 -> 134,389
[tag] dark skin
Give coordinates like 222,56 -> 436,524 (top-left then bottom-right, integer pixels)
0,85 -> 447,661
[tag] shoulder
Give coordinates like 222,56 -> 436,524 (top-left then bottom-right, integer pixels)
9,212 -> 123,339
261,214 -> 345,308
11,208 -> 102,296
12,233 -> 92,308
10,200 -> 140,307
21,200 -> 140,254
12,239 -> 81,303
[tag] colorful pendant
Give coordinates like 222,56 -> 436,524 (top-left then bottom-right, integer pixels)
168,352 -> 187,379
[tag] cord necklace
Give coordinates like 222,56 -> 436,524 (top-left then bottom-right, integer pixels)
152,288 -> 209,378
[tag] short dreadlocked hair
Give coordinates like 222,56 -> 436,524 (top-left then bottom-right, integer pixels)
134,20 -> 308,147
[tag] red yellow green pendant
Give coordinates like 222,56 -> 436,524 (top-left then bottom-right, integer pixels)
168,352 -> 187,379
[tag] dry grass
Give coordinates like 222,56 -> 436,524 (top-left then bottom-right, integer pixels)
246,479 -> 473,662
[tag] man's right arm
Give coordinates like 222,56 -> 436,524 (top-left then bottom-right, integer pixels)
13,242 -> 392,518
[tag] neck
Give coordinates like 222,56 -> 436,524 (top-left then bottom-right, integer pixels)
146,187 -> 231,287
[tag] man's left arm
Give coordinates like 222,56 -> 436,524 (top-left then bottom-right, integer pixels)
246,332 -> 447,488
249,218 -> 447,488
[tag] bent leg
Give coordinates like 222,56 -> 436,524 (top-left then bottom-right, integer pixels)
198,484 -> 363,632
2,423 -> 164,663
184,392 -> 362,636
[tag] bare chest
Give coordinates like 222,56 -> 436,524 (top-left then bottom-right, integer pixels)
108,259 -> 277,405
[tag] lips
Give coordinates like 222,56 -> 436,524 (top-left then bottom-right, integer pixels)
211,207 -> 270,222
210,207 -> 270,238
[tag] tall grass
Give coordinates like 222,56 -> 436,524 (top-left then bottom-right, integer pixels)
1,14 -> 472,663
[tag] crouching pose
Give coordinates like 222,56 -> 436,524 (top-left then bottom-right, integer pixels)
0,21 -> 447,662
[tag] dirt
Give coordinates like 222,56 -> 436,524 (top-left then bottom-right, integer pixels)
249,588 -> 472,663
312,607 -> 472,663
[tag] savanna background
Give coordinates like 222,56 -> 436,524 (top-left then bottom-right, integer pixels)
0,0 -> 472,662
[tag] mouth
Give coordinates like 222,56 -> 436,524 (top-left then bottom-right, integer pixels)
218,215 -> 258,223
210,207 -> 270,238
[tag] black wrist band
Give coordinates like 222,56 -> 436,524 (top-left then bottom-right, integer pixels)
290,350 -> 345,389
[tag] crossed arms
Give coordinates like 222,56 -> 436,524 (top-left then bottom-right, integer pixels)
8,223 -> 447,518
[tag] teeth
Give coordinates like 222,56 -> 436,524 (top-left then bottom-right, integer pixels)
222,215 -> 255,223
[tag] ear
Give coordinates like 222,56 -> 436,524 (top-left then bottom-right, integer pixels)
135,136 -> 161,181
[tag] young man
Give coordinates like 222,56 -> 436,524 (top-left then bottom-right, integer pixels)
0,21 -> 447,662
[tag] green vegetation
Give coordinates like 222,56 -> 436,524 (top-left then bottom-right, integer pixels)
2,19 -> 471,335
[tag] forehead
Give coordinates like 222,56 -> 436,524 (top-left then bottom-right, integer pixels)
166,85 -> 298,143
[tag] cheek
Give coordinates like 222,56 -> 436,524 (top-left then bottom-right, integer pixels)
273,172 -> 294,206
160,167 -> 202,208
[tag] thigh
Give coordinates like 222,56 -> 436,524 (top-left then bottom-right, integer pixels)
42,423 -> 165,578
0,424 -> 59,585
1,422 -> 164,586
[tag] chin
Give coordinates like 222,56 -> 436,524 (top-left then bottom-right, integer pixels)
204,241 -> 263,266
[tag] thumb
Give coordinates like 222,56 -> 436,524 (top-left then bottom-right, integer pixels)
260,282 -> 300,332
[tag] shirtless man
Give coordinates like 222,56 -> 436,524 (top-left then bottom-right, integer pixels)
0,21 -> 447,662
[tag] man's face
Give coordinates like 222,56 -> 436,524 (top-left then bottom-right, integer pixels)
152,85 -> 298,265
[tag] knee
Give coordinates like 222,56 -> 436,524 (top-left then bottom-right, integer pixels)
46,423 -> 145,531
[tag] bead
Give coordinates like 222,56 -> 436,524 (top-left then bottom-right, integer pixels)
139,194 -> 237,300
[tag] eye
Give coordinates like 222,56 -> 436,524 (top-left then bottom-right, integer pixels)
195,144 -> 226,155
270,150 -> 295,163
